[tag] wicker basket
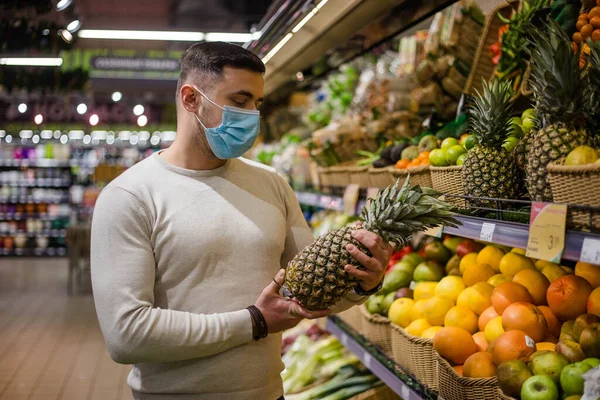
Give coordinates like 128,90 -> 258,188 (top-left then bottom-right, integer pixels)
368,167 -> 395,188
328,165 -> 351,187
349,385 -> 400,400
497,388 -> 517,400
547,162 -> 600,231
429,165 -> 465,207
390,166 -> 432,188
464,1 -> 518,98
436,354 -> 500,400
359,304 -> 392,355
337,306 -> 363,333
318,167 -> 333,188
390,323 -> 438,391
348,165 -> 371,188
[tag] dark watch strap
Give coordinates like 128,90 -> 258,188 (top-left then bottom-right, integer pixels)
354,278 -> 383,296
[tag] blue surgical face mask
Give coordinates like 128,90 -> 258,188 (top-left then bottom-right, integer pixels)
191,87 -> 260,159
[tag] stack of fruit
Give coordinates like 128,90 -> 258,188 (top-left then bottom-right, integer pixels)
393,135 -> 437,170
363,233 -> 600,399
572,3 -> 600,48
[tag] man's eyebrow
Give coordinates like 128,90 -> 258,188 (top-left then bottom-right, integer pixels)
229,90 -> 264,103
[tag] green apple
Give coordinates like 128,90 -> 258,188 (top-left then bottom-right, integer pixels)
510,116 -> 523,127
446,145 -> 467,165
413,261 -> 445,282
441,137 -> 460,150
560,362 -> 593,396
401,253 -> 424,268
463,135 -> 478,150
582,357 -> 600,368
366,294 -> 385,314
509,121 -> 524,138
429,148 -> 449,166
456,153 -> 467,166
522,108 -> 536,119
521,375 -> 559,400
393,261 -> 417,275
522,117 -> 536,132
503,136 -> 520,153
529,351 -> 570,385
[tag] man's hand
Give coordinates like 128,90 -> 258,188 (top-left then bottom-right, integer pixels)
344,229 -> 393,292
255,269 -> 331,334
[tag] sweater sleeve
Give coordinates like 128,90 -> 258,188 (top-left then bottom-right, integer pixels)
277,177 -> 367,314
91,185 -> 253,365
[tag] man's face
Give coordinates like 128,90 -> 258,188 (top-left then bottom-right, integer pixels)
182,67 -> 264,156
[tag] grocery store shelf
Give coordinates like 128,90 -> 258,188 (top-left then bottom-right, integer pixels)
0,213 -> 69,221
0,247 -> 67,257
0,180 -> 71,188
0,230 -> 66,238
0,198 -> 69,204
326,317 -> 430,400
0,159 -> 97,168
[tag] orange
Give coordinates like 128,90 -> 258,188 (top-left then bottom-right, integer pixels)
445,305 -> 479,334
479,306 -> 500,332
502,302 -> 548,343
547,275 -> 593,321
460,253 -> 479,274
491,282 -> 534,315
453,365 -> 463,376
463,263 -> 496,287
512,269 -> 551,306
418,151 -> 430,160
473,332 -> 489,352
395,159 -> 410,169
536,342 -> 556,352
463,352 -> 496,378
538,306 -> 561,338
485,316 -> 505,344
420,158 -> 430,166
575,261 -> 600,288
588,286 -> 600,317
433,327 -> 477,365
491,330 -> 536,366
457,282 -> 494,315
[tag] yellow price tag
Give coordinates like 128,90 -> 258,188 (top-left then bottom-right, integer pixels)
526,202 -> 567,263
343,184 -> 360,216
424,226 -> 443,238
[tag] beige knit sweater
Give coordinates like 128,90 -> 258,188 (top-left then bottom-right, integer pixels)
90,153 -> 365,400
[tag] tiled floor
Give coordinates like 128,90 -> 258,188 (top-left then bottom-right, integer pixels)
0,258 -> 131,400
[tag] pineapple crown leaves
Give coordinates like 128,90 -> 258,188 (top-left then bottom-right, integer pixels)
359,177 -> 460,248
583,39 -> 600,121
468,78 -> 515,148
527,19 -> 585,126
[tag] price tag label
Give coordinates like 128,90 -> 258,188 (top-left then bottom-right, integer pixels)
401,385 -> 410,399
343,184 -> 360,216
479,222 -> 495,242
363,353 -> 372,369
424,225 -> 443,238
580,238 -> 600,264
526,202 -> 567,263
366,187 -> 379,211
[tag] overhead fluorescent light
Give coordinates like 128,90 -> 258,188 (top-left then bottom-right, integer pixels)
66,19 -> 81,33
205,32 -> 253,42
317,0 -> 329,9
262,33 -> 293,64
292,9 -> 319,33
79,29 -> 205,41
0,57 -> 63,66
251,31 -> 263,40
56,0 -> 73,11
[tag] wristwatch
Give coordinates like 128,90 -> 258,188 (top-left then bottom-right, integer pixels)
354,278 -> 383,296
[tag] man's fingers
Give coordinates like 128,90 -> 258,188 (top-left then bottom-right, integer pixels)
344,264 -> 371,280
351,230 -> 387,260
345,243 -> 377,271
266,269 -> 286,294
291,302 -> 332,319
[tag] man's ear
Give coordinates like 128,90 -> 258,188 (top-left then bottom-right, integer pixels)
180,85 -> 201,113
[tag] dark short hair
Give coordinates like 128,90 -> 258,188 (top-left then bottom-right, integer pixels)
177,42 -> 265,94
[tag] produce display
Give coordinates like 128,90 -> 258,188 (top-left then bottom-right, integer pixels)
284,178 -> 459,310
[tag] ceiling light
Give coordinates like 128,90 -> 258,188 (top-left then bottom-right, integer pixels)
0,131 -> 5,137
133,105 -> 144,116
262,33 -> 293,64
251,31 -> 262,40
79,29 -> 205,41
32,135 -> 40,144
111,91 -> 122,102
130,135 -> 139,145
292,9 -> 318,33
0,58 -> 62,67
59,29 -> 73,43
20,130 -> 33,138
5,135 -> 12,143
66,19 -> 81,33
317,0 -> 329,9
68,130 -> 85,139
150,136 -> 160,146
41,130 -> 53,139
43,29 -> 50,36
89,114 -> 99,126
56,0 -> 73,11
83,135 -> 91,145
205,32 -> 253,42
137,115 -> 148,127
60,135 -> 68,144
76,103 -> 87,114
34,114 -> 44,125
18,103 -> 27,113
296,71 -> 304,81
106,136 -> 115,145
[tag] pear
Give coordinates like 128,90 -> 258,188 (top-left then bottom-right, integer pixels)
556,340 -> 587,362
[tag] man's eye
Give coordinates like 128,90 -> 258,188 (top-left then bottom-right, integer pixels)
233,100 -> 245,106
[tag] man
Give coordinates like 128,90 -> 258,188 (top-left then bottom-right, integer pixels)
91,42 -> 391,400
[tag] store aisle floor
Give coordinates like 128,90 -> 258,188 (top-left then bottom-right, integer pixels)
0,258 -> 132,400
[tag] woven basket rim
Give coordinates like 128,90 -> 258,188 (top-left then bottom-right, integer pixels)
346,165 -> 370,172
437,353 -> 498,386
429,165 -> 464,172
547,162 -> 600,173
391,165 -> 430,175
359,304 -> 390,325
368,166 -> 396,174
390,322 -> 433,345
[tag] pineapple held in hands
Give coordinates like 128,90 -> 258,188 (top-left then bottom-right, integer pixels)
284,178 -> 460,310
461,79 -> 519,201
526,21 -> 590,201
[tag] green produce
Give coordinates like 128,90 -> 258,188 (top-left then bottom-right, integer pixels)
393,261 -> 417,275
526,21 -> 590,201
441,138 -> 460,150
413,261 -> 445,282
582,357 -> 600,368
418,135 -> 439,153
381,269 -> 412,294
560,362 -> 593,396
456,154 -> 466,165
429,148 -> 449,166
515,109 -> 538,172
285,178 -> 459,310
520,375 -> 559,400
382,291 -> 397,313
503,136 -> 520,153
401,145 -> 419,161
529,351 -> 570,385
366,294 -> 385,315
446,145 -> 467,164
497,360 -> 534,398
423,241 -> 451,263
319,381 -> 383,400
462,79 -> 518,200
401,253 -> 424,268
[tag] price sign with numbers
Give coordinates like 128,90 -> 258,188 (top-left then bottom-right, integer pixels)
343,184 -> 360,216
526,202 -> 567,262
480,222 -> 496,242
580,238 -> 600,264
